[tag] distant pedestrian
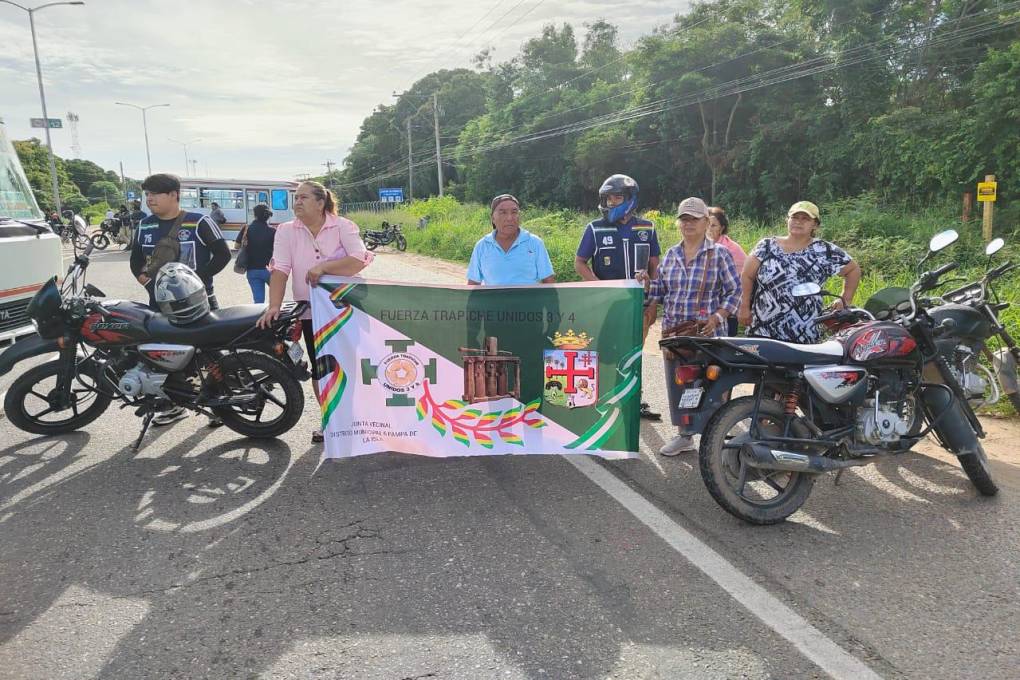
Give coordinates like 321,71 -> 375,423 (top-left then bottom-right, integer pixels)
237,203 -> 276,303
707,206 -> 745,336
209,202 -> 227,228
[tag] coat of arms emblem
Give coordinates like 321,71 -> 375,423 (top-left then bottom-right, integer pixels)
543,330 -> 598,409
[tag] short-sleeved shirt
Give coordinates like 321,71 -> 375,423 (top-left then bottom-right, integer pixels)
647,239 -> 741,337
270,214 -> 373,316
576,216 -> 661,280
467,228 -> 554,285
748,237 -> 852,344
135,211 -> 224,290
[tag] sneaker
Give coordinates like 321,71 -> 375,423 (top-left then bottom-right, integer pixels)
659,433 -> 696,457
639,402 -> 661,421
152,406 -> 187,427
311,429 -> 324,443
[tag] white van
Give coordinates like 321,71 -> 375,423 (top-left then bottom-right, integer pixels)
0,118 -> 63,346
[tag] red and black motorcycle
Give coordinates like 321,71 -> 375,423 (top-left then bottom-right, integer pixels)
0,243 -> 310,449
661,229 -> 996,525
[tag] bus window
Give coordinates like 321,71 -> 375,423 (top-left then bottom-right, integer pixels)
200,188 -> 243,209
271,189 -> 288,211
180,188 -> 200,209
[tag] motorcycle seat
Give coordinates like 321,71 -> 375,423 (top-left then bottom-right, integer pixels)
146,304 -> 268,346
724,337 -> 845,364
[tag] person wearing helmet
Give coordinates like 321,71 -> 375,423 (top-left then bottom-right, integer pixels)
131,172 -> 230,426
574,174 -> 662,420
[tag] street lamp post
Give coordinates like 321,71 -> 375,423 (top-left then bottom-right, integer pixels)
0,0 -> 86,215
168,137 -> 201,176
115,101 -> 169,175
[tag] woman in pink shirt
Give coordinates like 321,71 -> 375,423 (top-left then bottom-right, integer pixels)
708,206 -> 746,336
257,180 -> 373,442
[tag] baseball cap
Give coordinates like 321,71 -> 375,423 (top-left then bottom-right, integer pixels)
676,197 -> 709,218
787,200 -> 820,221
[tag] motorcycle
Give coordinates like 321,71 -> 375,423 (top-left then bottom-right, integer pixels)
0,242 -> 310,450
660,229 -> 996,525
364,221 -> 407,252
866,237 -> 1020,414
90,215 -> 131,251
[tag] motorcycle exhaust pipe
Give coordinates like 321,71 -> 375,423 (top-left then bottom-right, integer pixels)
741,443 -> 870,473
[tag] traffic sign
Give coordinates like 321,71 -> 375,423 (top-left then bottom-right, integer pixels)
977,181 -> 997,202
378,187 -> 404,203
30,118 -> 62,129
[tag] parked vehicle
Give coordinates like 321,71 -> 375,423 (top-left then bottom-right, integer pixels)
364,221 -> 407,251
0,242 -> 310,449
90,216 -> 129,250
0,116 -> 63,347
661,230 -> 996,525
866,238 -> 1020,414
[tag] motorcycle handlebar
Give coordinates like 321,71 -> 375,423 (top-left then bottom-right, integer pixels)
932,261 -> 957,277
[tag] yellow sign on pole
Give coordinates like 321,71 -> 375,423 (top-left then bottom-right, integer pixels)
977,181 -> 997,202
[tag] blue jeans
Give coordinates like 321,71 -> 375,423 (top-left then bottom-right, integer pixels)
246,268 -> 271,303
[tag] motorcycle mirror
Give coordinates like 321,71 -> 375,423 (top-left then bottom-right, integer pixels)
791,282 -> 821,297
929,229 -> 959,253
986,238 -> 1005,256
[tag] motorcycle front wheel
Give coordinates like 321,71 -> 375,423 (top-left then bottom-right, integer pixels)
210,351 -> 304,438
699,396 -> 815,525
90,233 -> 110,250
958,442 -> 998,496
4,359 -> 112,435
395,234 -> 407,251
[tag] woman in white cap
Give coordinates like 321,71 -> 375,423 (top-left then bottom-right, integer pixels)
737,200 -> 861,344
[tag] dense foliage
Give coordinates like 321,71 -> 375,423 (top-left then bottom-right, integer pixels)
336,0 -> 1020,220
13,139 -> 138,214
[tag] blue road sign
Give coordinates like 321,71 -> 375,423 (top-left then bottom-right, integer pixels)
127,191 -> 137,199
378,188 -> 404,203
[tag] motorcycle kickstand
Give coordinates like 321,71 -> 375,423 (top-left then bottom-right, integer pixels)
132,412 -> 155,451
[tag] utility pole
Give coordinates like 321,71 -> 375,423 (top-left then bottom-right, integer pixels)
119,160 -> 125,195
406,117 -> 414,201
115,101 -> 170,175
323,159 -> 336,190
190,159 -> 198,176
67,111 -> 81,158
432,92 -> 443,197
981,174 -> 996,241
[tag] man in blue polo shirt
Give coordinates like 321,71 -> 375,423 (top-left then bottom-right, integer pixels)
467,194 -> 556,285
575,174 -> 662,420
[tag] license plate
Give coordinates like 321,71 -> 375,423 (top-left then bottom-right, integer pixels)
287,342 -> 304,363
678,387 -> 703,409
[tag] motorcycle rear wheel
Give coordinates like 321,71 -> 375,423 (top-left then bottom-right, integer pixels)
210,351 -> 304,438
365,240 -> 378,251
699,396 -> 815,525
90,233 -> 110,250
4,359 -> 112,435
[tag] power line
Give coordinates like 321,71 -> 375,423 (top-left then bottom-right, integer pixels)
338,7 -> 1020,190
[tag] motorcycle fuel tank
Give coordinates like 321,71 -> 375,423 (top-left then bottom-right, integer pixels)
929,303 -> 991,341
838,321 -> 919,365
80,300 -> 154,346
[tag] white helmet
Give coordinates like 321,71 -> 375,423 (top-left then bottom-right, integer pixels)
154,262 -> 210,325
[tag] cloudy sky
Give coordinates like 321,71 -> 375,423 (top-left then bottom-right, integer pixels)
1,0 -> 688,181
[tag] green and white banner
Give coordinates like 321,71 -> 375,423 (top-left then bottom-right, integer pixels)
310,277 -> 643,459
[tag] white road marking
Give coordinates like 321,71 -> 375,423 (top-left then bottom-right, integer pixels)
566,455 -> 883,680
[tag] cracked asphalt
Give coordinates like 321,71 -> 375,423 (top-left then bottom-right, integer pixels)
1,245 -> 1018,679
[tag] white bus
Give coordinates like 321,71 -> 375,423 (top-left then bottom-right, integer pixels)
0,118 -> 62,346
141,177 -> 300,241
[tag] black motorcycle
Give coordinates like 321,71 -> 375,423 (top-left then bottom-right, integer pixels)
364,221 -> 407,251
90,214 -> 130,250
866,237 -> 1020,414
661,229 -> 996,525
0,242 -> 310,449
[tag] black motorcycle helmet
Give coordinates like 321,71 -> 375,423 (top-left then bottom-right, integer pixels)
598,174 -> 639,224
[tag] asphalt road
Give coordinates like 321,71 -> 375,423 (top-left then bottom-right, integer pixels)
0,245 -> 1017,679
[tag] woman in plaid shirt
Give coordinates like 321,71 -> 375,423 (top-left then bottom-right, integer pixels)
643,197 -> 741,455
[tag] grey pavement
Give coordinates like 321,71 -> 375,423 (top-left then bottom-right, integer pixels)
0,246 -> 1017,679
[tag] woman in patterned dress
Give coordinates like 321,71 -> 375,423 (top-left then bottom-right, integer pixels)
737,201 -> 861,344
